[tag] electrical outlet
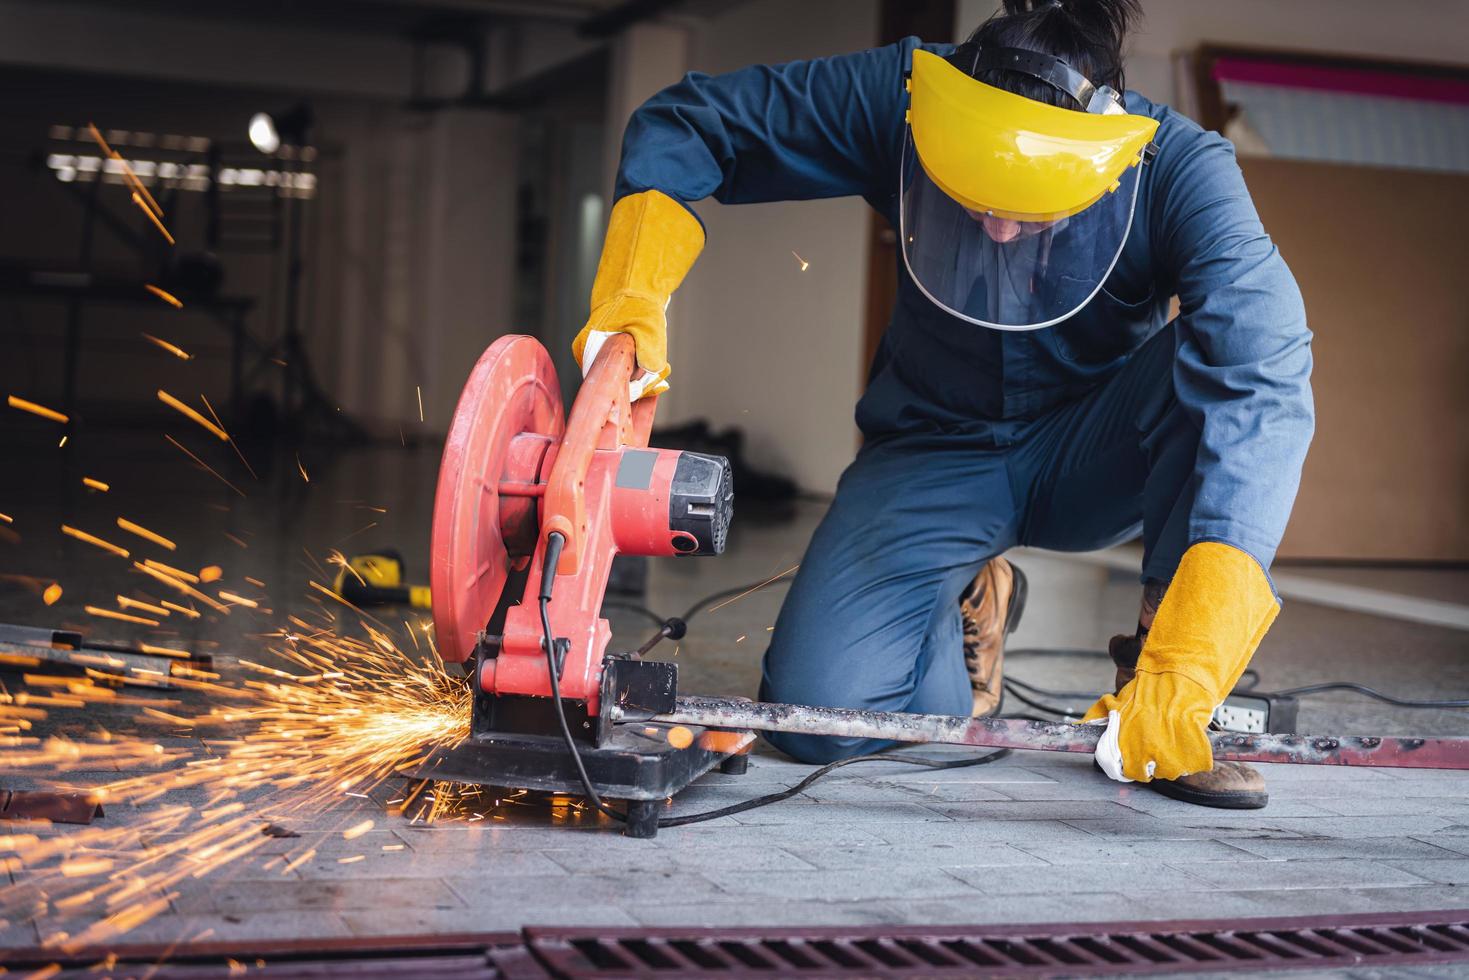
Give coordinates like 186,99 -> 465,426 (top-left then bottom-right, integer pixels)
1214,699 -> 1268,733
1213,692 -> 1299,735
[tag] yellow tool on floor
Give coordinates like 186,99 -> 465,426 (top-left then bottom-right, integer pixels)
334,550 -> 431,609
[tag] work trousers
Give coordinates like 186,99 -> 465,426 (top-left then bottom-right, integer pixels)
759,322 -> 1198,763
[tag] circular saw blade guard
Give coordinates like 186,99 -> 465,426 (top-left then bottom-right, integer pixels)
429,335 -> 563,664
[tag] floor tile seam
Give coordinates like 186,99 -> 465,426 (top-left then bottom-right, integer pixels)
1165,865 -> 1447,890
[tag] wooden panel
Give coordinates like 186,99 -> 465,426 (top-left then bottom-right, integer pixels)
1240,158 -> 1469,560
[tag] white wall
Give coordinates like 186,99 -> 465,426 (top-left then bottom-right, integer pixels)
646,0 -> 882,494
318,106 -> 519,434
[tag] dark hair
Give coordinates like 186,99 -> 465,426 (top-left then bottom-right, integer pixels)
964,0 -> 1141,109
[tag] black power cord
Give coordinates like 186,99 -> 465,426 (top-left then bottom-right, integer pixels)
656,748 -> 1011,827
1268,683 -> 1469,710
537,532 -> 1009,831
544,555 -> 1467,829
1002,671 -> 1469,716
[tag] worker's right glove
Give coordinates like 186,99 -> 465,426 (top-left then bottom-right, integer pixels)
1083,541 -> 1280,782
572,189 -> 704,401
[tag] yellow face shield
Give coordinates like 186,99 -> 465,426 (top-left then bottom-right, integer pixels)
900,48 -> 1161,331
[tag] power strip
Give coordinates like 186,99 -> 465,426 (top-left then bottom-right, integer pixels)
1213,692 -> 1299,734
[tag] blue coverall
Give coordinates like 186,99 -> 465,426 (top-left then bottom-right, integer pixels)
614,38 -> 1315,763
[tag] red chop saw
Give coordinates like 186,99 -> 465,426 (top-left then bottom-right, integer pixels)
421,333 -> 752,836
421,334 -> 1469,838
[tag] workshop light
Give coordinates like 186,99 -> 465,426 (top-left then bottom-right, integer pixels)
248,112 -> 280,154
248,103 -> 312,156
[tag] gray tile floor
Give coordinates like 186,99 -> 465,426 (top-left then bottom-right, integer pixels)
2,433 -> 1469,954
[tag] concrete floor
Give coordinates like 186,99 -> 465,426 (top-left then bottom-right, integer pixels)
3,428 -> 1469,956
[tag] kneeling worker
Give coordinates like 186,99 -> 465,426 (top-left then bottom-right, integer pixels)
573,0 -> 1313,809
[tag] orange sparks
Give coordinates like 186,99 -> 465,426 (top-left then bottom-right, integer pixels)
698,730 -> 750,754
666,726 -> 694,749
60,857 -> 114,878
199,565 -> 222,583
164,435 -> 246,498
218,590 -> 257,609
282,849 -> 317,873
143,558 -> 199,583
8,394 -> 68,424
141,332 -> 192,360
202,393 -> 258,481
144,284 -> 183,308
336,521 -> 378,545
85,120 -> 116,156
416,385 -> 424,422
89,122 -> 164,218
158,390 -> 227,440
117,517 -> 176,551
85,606 -> 159,627
61,524 -> 130,558
0,580 -> 476,944
133,191 -> 176,244
223,532 -> 248,549
245,576 -> 266,588
133,561 -> 230,614
792,250 -> 810,272
705,563 -> 800,614
117,596 -> 170,618
0,512 -> 11,523
296,453 -> 310,483
137,643 -> 193,658
43,583 -> 62,605
58,434 -> 68,447
342,819 -> 374,840
82,477 -> 110,492
159,600 -> 200,618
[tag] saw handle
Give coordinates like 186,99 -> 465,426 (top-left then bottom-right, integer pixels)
542,333 -> 656,575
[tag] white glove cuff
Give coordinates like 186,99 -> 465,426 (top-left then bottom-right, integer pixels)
580,330 -> 667,400
1093,710 -> 1135,783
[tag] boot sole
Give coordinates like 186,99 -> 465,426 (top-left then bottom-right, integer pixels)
1147,778 -> 1268,810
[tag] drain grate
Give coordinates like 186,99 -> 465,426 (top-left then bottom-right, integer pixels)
7,912 -> 1469,977
525,911 -> 1469,976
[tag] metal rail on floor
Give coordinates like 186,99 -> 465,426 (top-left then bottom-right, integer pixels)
9,910 -> 1469,977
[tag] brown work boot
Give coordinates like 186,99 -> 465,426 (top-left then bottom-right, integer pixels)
1110,647 -> 1268,810
961,558 -> 1027,717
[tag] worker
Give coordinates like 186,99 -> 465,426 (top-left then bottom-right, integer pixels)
573,0 -> 1313,809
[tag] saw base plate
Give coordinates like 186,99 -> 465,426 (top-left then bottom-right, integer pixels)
412,725 -> 755,837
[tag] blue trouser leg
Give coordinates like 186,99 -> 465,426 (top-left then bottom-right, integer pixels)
1017,320 -> 1196,583
760,321 -> 1199,764
759,438 -> 1019,763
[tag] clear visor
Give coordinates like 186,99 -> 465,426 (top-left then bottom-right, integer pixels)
898,128 -> 1143,331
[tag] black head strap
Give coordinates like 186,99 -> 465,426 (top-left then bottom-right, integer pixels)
948,42 -> 1123,115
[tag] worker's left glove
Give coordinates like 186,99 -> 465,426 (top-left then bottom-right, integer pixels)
1083,541 -> 1280,783
572,189 -> 705,401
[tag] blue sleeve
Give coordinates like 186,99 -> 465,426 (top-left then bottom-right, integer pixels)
1152,118 -> 1315,572
613,39 -> 916,210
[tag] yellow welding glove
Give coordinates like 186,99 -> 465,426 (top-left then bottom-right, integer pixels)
1083,541 -> 1280,783
572,189 -> 704,401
